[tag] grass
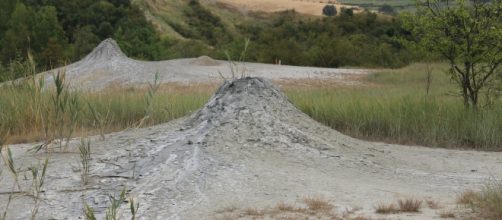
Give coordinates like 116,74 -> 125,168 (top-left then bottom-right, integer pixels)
79,138 -> 91,185
213,197 -> 382,219
285,63 -> 502,151
458,181 -> 502,220
439,210 -> 455,218
0,81 -> 215,145
397,198 -> 422,212
374,203 -> 399,214
375,198 -> 422,214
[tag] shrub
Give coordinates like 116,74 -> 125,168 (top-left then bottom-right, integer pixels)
322,5 -> 337,16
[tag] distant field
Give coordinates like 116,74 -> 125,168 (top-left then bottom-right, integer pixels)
216,0 -> 362,16
339,0 -> 416,12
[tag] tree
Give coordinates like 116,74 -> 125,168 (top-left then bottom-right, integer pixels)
73,25 -> 100,59
378,4 -> 395,15
340,7 -> 354,17
1,2 -> 35,64
403,0 -> 502,108
0,0 -> 17,35
32,6 -> 66,64
322,5 -> 337,16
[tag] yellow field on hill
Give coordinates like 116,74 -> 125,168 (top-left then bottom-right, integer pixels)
216,0 -> 361,16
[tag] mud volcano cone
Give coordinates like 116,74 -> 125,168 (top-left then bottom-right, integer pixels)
79,38 -> 128,64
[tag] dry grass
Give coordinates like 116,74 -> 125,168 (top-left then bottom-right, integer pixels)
458,182 -> 502,220
439,211 -> 455,218
243,207 -> 263,216
214,197 -> 343,219
426,199 -> 441,209
275,202 -> 296,212
375,198 -> 422,214
457,190 -> 478,205
375,203 -> 399,214
303,196 -> 333,211
397,199 -> 422,212
0,82 -> 217,145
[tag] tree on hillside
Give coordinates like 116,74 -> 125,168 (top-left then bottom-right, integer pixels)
378,4 -> 395,15
1,2 -> 35,64
404,0 -> 502,108
323,5 -> 337,16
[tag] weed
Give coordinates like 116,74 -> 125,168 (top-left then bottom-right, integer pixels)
426,199 -> 440,209
461,181 -> 502,220
439,210 -> 455,218
129,197 -> 140,220
105,189 -> 127,220
79,138 -> 91,185
29,158 -> 49,220
457,190 -> 478,206
243,207 -> 262,216
137,72 -> 160,128
83,203 -> 97,220
303,196 -> 333,211
275,202 -> 296,212
375,203 -> 399,214
397,198 -> 422,212
87,102 -> 112,141
222,38 -> 250,80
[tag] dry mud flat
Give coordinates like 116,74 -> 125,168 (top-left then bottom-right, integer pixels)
1,77 -> 501,220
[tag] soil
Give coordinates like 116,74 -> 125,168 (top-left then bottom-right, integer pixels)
1,77 -> 501,220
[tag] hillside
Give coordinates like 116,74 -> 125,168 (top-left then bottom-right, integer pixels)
133,0 -> 249,39
134,0 -> 362,39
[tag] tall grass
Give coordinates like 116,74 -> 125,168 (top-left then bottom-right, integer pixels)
0,83 -> 214,144
285,63 -> 502,150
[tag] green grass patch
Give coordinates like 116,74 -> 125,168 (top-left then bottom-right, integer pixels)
286,63 -> 502,150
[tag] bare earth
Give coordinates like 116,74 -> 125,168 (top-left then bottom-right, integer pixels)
216,0 -> 361,16
1,39 -> 501,219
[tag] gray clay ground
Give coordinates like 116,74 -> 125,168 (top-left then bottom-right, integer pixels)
1,77 -> 501,220
28,38 -> 370,91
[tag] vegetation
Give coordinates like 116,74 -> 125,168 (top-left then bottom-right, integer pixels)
0,0 -> 422,82
214,196 -> 358,219
322,5 -> 337,16
403,0 -> 502,109
286,63 -> 502,150
375,198 -> 422,214
236,10 -> 416,68
339,0 -> 416,12
0,0 -> 158,77
0,78 -> 214,144
458,181 -> 502,220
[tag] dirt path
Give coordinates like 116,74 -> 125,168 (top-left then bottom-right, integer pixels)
1,77 -> 500,219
